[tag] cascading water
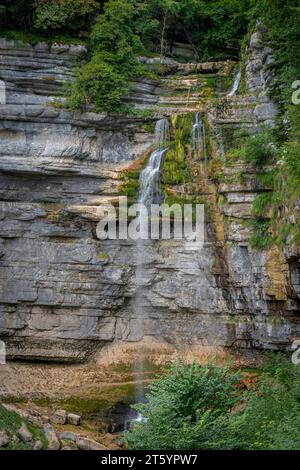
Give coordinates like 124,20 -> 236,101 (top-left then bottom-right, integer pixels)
191,112 -> 208,165
138,119 -> 170,207
133,118 -> 170,403
227,70 -> 241,97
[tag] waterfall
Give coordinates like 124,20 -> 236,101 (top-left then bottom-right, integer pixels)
133,118 -> 170,403
138,119 -> 169,208
191,112 -> 208,164
227,71 -> 241,97
154,118 -> 170,152
138,149 -> 167,207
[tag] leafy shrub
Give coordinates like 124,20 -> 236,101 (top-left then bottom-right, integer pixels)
67,0 -> 150,113
124,362 -> 242,450
228,354 -> 300,450
283,142 -> 300,180
252,192 -> 273,217
239,129 -> 277,166
250,218 -> 272,249
34,0 -> 100,33
124,356 -> 300,450
67,57 -> 128,112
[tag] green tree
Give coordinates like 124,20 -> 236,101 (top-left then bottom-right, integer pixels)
130,0 -> 252,60
124,362 -> 241,450
33,0 -> 100,33
67,56 -> 128,112
124,357 -> 300,450
67,0 -> 150,112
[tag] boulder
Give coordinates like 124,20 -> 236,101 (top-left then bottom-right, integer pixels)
60,439 -> 78,450
58,431 -> 79,442
0,430 -> 9,447
43,424 -> 60,450
34,440 -> 43,450
76,437 -> 107,451
51,410 -> 67,425
67,413 -> 81,426
18,424 -> 32,443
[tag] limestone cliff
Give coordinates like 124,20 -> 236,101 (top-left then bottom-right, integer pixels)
0,34 -> 299,363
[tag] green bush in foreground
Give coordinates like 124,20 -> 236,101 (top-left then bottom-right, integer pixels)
124,355 -> 300,450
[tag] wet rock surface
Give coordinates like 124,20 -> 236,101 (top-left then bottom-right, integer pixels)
0,33 -> 299,364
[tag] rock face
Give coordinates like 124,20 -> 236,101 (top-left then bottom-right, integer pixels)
0,430 -> 9,447
0,35 -> 299,364
18,424 -> 32,443
43,424 -> 60,450
245,23 -> 277,127
0,38 -> 86,107
76,437 -> 107,451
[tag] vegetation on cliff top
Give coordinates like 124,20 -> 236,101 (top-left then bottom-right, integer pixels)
230,0 -> 300,248
0,0 -> 253,112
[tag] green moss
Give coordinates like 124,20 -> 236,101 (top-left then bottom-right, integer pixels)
274,223 -> 296,247
120,169 -> 141,202
249,219 -> 272,250
266,315 -> 285,327
41,75 -> 56,82
205,76 -> 216,88
42,202 -> 66,211
208,157 -> 224,183
256,171 -> 277,189
164,191 -> 209,223
252,193 -> 273,218
163,145 -> 192,185
48,99 -> 64,109
59,384 -> 136,417
162,113 -> 193,187
97,251 -> 110,261
142,121 -> 156,134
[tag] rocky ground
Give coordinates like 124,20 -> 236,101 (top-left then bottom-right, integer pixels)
0,360 -> 160,450
0,357 -> 261,450
0,401 -> 111,450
